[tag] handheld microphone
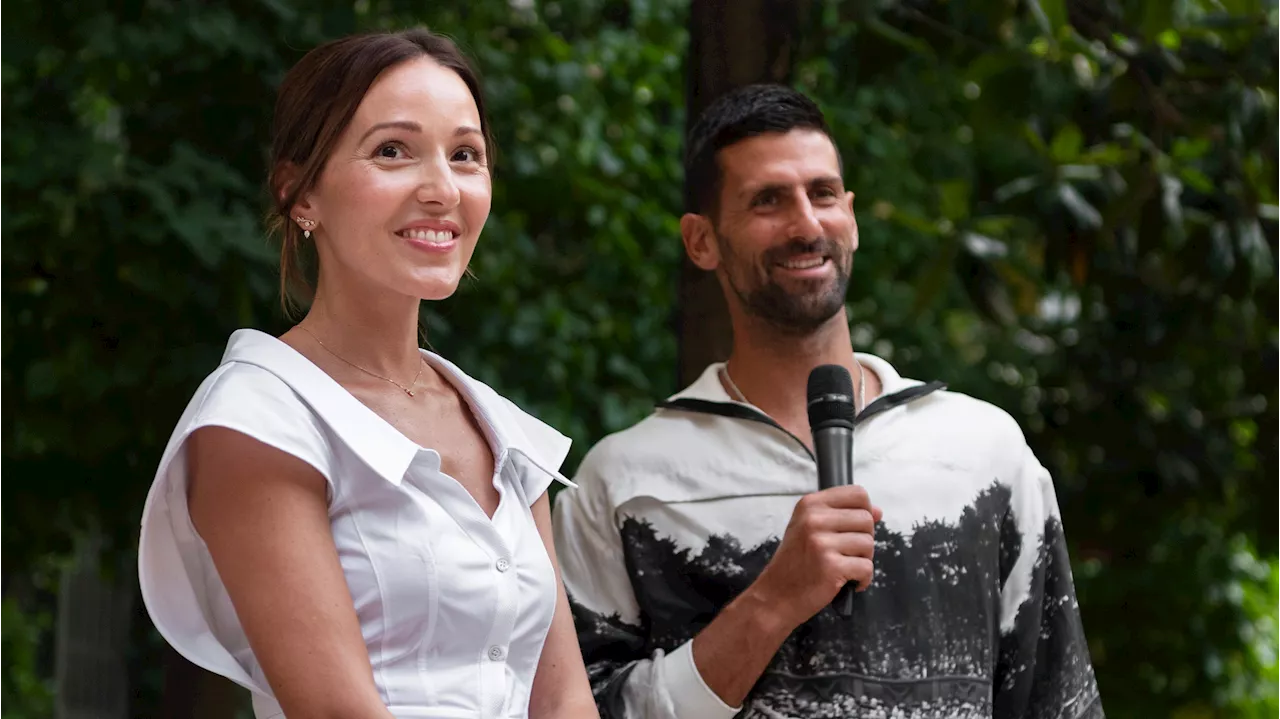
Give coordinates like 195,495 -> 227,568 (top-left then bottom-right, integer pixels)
806,364 -> 857,618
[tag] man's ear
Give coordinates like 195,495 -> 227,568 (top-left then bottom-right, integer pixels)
680,213 -> 720,271
845,190 -> 858,252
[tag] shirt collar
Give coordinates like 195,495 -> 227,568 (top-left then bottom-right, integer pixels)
219,329 -> 571,487
669,352 -> 919,404
425,351 -> 575,487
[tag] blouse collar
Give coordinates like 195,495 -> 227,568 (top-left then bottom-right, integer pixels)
220,329 -> 572,487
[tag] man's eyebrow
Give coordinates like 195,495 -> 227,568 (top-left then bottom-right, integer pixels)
740,182 -> 788,198
740,176 -> 843,197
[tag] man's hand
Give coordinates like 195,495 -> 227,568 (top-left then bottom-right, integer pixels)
689,485 -> 882,710
750,485 -> 882,628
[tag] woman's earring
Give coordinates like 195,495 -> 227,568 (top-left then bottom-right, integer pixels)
294,216 -> 315,239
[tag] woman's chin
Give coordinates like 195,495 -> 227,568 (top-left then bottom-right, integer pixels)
404,270 -> 465,302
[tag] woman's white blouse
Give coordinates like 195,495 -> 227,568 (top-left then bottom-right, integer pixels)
139,329 -> 575,719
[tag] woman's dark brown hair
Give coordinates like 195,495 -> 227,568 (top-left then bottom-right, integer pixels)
267,28 -> 493,315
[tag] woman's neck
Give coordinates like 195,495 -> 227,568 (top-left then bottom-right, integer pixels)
296,282 -> 425,384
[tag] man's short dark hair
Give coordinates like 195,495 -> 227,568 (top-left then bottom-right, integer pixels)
684,83 -> 837,218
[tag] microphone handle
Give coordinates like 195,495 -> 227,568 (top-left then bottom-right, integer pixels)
813,426 -> 856,618
832,578 -> 856,618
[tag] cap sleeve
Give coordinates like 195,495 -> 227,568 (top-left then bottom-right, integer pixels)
138,361 -> 334,696
502,398 -> 575,503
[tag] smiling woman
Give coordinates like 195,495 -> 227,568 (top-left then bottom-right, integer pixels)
268,32 -> 495,312
136,28 -> 598,719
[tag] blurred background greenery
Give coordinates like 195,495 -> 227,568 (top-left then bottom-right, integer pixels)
2,0 -> 1276,717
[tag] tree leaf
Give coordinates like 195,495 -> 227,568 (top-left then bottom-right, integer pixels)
911,234 -> 959,315
1051,124 -> 1084,163
939,180 -> 971,221
1028,0 -> 1068,38
1058,182 -> 1103,229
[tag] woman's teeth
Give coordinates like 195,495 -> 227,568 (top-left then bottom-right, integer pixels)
401,229 -> 454,242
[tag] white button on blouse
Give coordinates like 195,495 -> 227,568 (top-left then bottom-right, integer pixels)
138,329 -> 576,719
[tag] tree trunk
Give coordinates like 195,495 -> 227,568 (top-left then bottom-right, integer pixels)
54,532 -> 133,719
678,0 -> 810,387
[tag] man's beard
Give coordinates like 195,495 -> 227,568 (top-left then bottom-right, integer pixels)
717,233 -> 852,334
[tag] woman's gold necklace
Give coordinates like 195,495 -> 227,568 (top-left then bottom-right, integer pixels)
298,326 -> 423,397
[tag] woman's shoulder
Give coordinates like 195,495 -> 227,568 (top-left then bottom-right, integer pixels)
162,330 -> 336,475
183,327 -> 332,426
186,360 -> 317,433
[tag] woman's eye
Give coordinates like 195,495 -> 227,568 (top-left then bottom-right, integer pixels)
376,142 -> 405,159
452,146 -> 483,163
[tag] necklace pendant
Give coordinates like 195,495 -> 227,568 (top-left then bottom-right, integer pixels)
406,389 -> 415,397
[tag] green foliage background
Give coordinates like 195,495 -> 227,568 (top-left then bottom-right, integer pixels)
2,0 -> 1276,717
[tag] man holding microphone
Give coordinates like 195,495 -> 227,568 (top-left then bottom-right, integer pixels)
553,84 -> 1103,719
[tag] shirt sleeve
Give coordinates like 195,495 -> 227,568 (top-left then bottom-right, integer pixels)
138,362 -> 335,698
994,439 -> 1105,719
552,450 -> 740,719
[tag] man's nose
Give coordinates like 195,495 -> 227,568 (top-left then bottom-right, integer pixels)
790,194 -> 823,239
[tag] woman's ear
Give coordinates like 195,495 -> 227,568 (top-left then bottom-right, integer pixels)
276,162 -> 318,226
680,213 -> 720,271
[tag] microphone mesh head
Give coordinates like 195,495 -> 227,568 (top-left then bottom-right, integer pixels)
807,364 -> 856,428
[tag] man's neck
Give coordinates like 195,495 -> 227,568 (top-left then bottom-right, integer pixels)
721,310 -> 881,449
